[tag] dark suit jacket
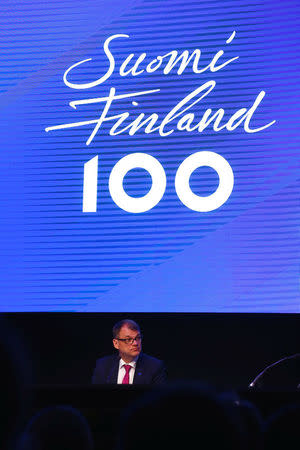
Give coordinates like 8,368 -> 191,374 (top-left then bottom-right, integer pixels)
92,352 -> 167,385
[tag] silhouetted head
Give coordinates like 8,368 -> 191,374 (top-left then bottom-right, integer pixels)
264,403 -> 300,450
118,382 -> 246,450
20,406 -> 94,450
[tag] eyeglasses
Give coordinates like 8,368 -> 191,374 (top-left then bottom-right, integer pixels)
115,335 -> 142,345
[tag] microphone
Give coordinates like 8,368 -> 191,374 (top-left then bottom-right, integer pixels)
249,353 -> 300,389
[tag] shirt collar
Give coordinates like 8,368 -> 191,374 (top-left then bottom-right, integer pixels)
119,356 -> 138,369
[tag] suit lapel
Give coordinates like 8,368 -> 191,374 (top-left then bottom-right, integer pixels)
106,354 -> 120,384
133,353 -> 145,385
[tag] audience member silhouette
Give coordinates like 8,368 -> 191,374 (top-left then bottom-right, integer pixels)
219,391 -> 263,450
117,382 -> 247,450
19,406 -> 94,450
263,403 -> 300,450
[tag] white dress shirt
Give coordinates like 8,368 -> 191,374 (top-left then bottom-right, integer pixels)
117,356 -> 138,384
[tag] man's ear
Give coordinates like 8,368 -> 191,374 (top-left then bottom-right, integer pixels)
113,339 -> 119,350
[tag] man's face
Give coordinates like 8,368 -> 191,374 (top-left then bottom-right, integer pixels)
113,325 -> 142,363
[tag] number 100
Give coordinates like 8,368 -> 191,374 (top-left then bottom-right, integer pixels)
82,151 -> 234,213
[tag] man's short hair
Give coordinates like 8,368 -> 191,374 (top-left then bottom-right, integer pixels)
112,320 -> 140,339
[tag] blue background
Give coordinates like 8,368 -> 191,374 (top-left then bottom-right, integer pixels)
1,0 -> 299,311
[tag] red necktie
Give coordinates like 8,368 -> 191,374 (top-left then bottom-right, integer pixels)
122,364 -> 132,384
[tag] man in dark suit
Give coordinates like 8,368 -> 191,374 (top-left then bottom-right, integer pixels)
92,319 -> 166,385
